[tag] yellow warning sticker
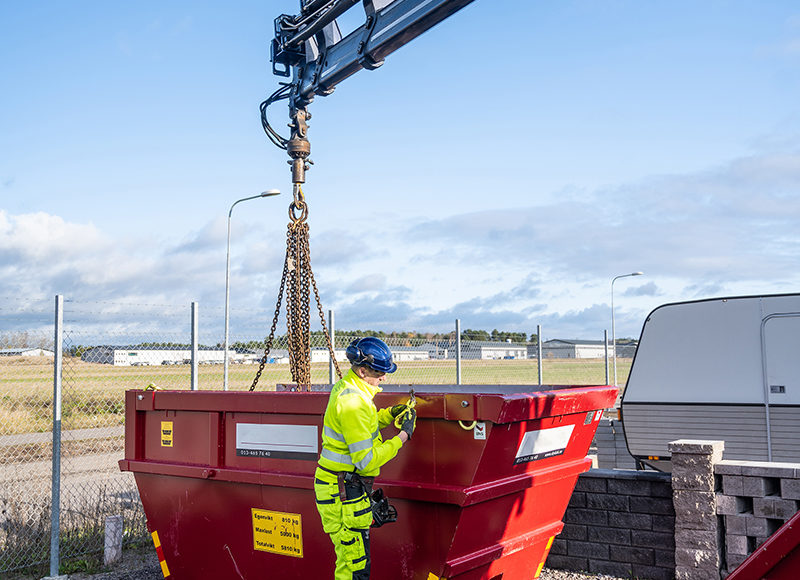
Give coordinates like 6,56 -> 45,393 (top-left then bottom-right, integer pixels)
252,508 -> 303,558
160,421 -> 173,447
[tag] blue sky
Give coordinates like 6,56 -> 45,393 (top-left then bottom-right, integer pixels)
2,1 -> 800,341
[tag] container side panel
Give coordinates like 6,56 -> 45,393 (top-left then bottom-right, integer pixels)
623,403 -> 769,460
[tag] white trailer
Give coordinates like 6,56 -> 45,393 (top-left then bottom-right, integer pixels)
621,293 -> 800,471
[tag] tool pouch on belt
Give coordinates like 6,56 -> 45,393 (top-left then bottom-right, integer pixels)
369,488 -> 397,528
339,473 -> 373,530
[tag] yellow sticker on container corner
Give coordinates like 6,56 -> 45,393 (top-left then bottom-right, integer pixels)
252,508 -> 303,558
160,421 -> 173,447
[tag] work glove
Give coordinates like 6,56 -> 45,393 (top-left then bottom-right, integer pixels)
389,404 -> 407,418
400,408 -> 417,440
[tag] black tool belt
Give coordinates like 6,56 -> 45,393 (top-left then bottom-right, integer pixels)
327,468 -> 397,528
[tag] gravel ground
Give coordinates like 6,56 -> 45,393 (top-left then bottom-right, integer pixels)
18,546 -> 628,580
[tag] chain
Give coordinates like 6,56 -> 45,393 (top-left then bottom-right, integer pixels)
249,185 -> 342,390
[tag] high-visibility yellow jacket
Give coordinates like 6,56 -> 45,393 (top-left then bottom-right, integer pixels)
318,369 -> 402,477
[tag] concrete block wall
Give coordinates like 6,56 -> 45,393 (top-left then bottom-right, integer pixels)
548,469 -> 675,579
715,459 -> 800,573
547,441 -> 800,578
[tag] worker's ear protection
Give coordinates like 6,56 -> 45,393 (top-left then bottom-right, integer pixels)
346,339 -> 374,366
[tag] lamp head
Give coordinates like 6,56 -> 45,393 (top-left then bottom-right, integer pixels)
260,189 -> 280,197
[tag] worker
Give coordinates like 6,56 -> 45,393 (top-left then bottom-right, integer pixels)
314,336 -> 416,580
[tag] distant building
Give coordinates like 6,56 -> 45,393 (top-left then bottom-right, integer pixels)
309,348 -> 348,364
461,341 -> 527,360
389,346 -> 430,362
81,346 -> 234,366
541,339 -> 614,359
0,347 -> 54,357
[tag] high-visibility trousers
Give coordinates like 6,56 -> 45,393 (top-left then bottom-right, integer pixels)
315,469 -> 372,579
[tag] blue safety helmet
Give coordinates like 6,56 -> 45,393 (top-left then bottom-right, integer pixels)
346,337 -> 397,374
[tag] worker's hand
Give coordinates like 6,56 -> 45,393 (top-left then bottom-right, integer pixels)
400,408 -> 416,440
389,404 -> 407,418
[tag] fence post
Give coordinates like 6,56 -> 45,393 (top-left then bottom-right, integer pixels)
455,319 -> 461,385
104,514 -> 123,565
328,309 -> 336,385
50,295 -> 63,577
537,324 -> 543,386
191,302 -> 199,390
604,329 -> 610,385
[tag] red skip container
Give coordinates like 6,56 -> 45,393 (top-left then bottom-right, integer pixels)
119,384 -> 617,579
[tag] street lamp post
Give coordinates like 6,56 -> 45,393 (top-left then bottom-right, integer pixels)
224,189 -> 280,390
611,271 -> 643,386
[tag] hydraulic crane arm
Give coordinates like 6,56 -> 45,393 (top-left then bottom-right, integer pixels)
265,0 -> 477,185
273,0 -> 477,110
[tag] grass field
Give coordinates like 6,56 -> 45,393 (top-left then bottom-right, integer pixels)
0,356 -> 631,435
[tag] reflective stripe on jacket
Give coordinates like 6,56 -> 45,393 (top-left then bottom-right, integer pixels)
318,368 -> 402,477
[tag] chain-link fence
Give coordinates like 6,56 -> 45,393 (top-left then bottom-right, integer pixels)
0,296 -> 633,575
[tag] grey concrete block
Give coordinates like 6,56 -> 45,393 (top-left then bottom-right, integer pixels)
745,517 -> 768,536
716,493 -> 739,515
606,510 -> 652,531
631,530 -> 675,550
672,470 -> 715,492
567,491 -> 586,508
607,477 -> 652,496
574,476 -> 607,493
564,507 -> 608,526
724,515 -> 747,534
740,462 -> 800,478
675,528 -> 716,551
725,534 -> 748,555
726,551 -> 748,570
651,481 -> 673,498
671,453 -> 715,473
568,540 -> 610,559
550,537 -> 567,555
587,526 -> 631,546
742,476 -> 770,497
753,497 -> 799,519
722,475 -> 744,496
654,548 -> 675,568
674,490 -> 716,517
781,478 -> 800,500
715,461 -> 744,475
676,566 -> 723,580
675,508 -> 717,531
668,439 -> 725,460
651,514 -> 676,533
674,547 -> 719,568
632,496 -> 674,515
544,554 -> 588,571
559,523 -> 587,541
586,493 -> 629,511
609,545 -> 655,565
588,560 -> 634,577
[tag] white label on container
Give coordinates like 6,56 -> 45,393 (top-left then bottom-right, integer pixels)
514,424 -> 574,464
236,423 -> 318,461
473,422 -> 486,440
